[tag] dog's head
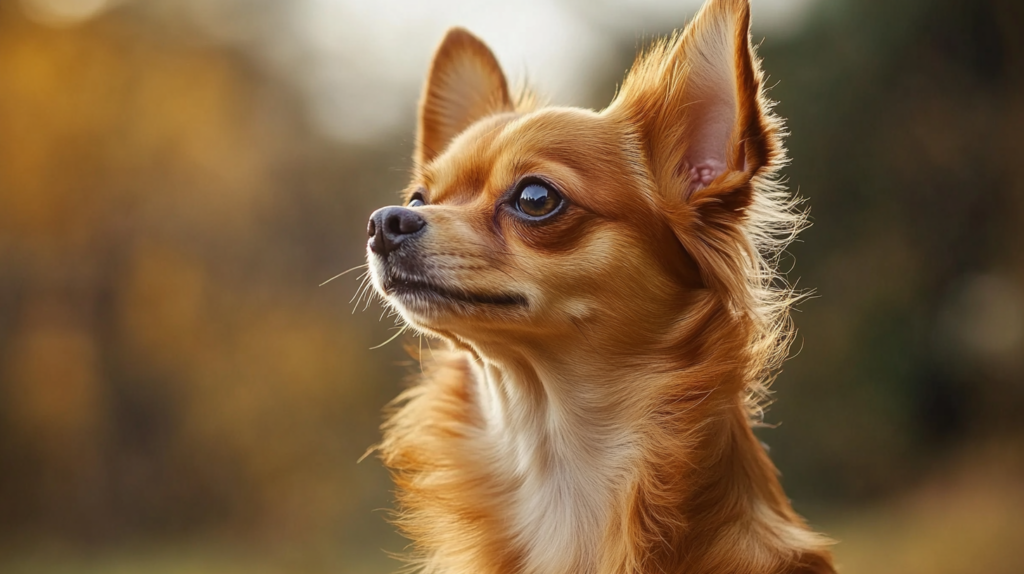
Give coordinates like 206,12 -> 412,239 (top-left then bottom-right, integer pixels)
367,0 -> 791,358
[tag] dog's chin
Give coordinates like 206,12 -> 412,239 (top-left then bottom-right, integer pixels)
370,266 -> 528,326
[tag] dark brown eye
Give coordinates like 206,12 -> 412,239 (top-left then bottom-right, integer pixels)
407,191 -> 426,208
515,182 -> 561,218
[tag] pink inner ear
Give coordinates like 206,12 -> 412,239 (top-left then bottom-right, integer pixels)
680,76 -> 738,194
686,159 -> 727,193
684,140 -> 747,195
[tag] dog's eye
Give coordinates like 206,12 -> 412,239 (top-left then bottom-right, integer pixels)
515,182 -> 561,218
407,191 -> 426,208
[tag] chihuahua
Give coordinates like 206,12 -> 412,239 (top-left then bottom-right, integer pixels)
365,0 -> 835,572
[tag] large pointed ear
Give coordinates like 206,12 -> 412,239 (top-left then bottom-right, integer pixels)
609,0 -> 779,211
415,28 -> 513,166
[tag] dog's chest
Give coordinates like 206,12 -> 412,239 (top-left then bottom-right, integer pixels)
481,380 -> 633,574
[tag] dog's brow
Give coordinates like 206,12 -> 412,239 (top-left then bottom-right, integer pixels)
421,116 -> 521,204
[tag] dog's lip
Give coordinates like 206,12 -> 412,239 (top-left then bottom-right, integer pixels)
384,274 -> 527,307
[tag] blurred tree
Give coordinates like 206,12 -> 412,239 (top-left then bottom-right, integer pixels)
745,0 -> 1024,505
0,2 -> 410,564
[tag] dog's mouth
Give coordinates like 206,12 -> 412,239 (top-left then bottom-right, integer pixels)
383,274 -> 527,308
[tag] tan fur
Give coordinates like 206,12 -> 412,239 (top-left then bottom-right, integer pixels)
367,0 -> 836,572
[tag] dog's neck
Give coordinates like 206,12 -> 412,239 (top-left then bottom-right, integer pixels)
430,297 -> 832,574
384,295 -> 833,574
473,345 -> 645,574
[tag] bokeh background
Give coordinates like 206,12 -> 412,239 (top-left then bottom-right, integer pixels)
1,0 -> 1022,572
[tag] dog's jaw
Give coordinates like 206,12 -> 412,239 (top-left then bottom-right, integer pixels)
368,246 -> 529,331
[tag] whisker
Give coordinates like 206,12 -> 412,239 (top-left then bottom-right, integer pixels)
320,263 -> 368,287
350,274 -> 370,300
418,334 -> 423,364
352,279 -> 374,313
424,336 -> 438,362
363,287 -> 379,311
370,325 -> 408,350
350,275 -> 371,305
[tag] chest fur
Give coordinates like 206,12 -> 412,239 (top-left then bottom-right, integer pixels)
477,369 -> 636,574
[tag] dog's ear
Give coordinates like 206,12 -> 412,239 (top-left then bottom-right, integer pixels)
416,28 -> 513,166
609,0 -> 778,217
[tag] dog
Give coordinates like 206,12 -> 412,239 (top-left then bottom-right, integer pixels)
364,0 -> 836,572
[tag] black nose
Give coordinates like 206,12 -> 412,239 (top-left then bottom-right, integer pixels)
367,206 -> 426,256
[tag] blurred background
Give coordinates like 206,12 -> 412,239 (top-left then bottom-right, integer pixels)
1,0 -> 1022,572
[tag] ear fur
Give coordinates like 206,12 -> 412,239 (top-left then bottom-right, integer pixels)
609,0 -> 778,208
416,28 -> 513,166
608,0 -> 799,317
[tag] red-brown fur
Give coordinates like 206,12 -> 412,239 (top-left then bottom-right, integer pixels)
366,1 -> 836,572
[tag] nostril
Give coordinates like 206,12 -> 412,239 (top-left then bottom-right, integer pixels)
367,218 -> 376,238
398,211 -> 425,234
384,209 -> 425,236
386,213 -> 404,236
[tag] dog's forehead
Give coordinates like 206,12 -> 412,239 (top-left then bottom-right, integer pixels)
424,108 -> 625,204
422,113 -> 514,204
